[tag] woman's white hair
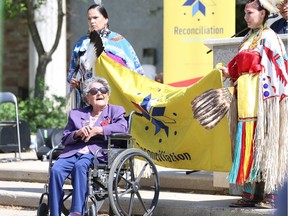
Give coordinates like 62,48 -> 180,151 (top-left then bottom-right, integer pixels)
82,76 -> 111,97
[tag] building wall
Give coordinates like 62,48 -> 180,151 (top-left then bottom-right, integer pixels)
2,17 -> 29,99
69,0 -> 164,73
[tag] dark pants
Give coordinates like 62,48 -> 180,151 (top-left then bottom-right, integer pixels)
49,153 -> 94,216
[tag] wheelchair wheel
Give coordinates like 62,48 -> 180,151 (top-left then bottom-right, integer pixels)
108,148 -> 160,216
85,194 -> 105,216
37,192 -> 49,216
84,203 -> 97,216
37,202 -> 48,216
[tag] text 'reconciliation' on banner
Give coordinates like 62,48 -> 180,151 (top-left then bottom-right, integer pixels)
164,0 -> 235,86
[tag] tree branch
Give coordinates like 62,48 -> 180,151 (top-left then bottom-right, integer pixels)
47,0 -> 64,58
25,0 -> 45,57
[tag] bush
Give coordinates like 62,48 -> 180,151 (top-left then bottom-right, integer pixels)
0,95 -> 67,134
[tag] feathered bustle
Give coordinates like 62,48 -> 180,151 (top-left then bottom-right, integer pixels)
191,87 -> 234,130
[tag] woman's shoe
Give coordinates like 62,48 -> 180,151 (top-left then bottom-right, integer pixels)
229,198 -> 256,207
254,200 -> 276,209
255,193 -> 277,209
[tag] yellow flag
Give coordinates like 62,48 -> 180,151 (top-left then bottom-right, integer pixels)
96,54 -> 232,172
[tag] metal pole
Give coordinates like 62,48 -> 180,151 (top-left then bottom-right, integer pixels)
0,0 -> 3,91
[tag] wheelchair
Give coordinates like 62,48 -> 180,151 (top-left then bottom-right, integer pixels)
37,111 -> 160,216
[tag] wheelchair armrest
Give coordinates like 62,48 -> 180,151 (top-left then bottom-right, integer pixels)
48,146 -> 64,168
108,133 -> 133,149
108,133 -> 132,139
50,147 -> 64,155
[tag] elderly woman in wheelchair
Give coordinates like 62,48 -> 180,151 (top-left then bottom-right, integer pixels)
38,76 -> 160,216
49,76 -> 127,216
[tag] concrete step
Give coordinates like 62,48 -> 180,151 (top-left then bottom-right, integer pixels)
0,181 -> 274,216
0,152 -> 276,216
0,151 -> 226,194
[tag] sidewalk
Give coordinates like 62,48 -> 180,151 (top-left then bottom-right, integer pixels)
0,205 -> 36,216
0,151 -> 275,216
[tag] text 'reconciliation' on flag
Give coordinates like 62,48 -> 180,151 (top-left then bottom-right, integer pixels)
164,0 -> 235,86
96,54 -> 232,172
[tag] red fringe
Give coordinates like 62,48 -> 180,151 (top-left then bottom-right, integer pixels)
245,123 -> 256,180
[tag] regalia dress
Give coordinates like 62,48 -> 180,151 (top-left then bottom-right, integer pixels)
227,25 -> 288,194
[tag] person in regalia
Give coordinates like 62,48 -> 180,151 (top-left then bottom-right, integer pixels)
218,0 -> 288,209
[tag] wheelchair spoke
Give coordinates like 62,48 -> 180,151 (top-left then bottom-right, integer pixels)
127,192 -> 135,215
117,170 -> 132,186
128,156 -> 135,181
115,160 -> 133,187
135,191 -> 148,212
116,187 -> 133,197
135,161 -> 149,182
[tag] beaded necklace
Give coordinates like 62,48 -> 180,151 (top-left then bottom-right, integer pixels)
238,25 -> 267,51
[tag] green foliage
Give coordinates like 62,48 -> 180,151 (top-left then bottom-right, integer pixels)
4,0 -> 47,19
4,0 -> 27,19
0,95 -> 67,134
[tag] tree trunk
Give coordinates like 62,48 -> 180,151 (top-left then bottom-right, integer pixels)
34,54 -> 51,99
25,0 -> 64,100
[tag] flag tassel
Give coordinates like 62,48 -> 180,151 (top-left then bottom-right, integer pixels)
191,87 -> 235,130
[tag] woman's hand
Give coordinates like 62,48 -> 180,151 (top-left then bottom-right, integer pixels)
83,126 -> 104,142
70,78 -> 80,89
218,66 -> 230,78
74,125 -> 92,140
74,126 -> 104,142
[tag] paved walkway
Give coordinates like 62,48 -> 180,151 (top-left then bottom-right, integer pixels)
0,205 -> 110,216
0,205 -> 36,216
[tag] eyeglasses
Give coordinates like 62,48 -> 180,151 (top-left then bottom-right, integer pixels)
88,87 -> 108,95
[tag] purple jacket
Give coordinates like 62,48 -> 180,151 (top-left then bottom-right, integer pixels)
59,104 -> 127,161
